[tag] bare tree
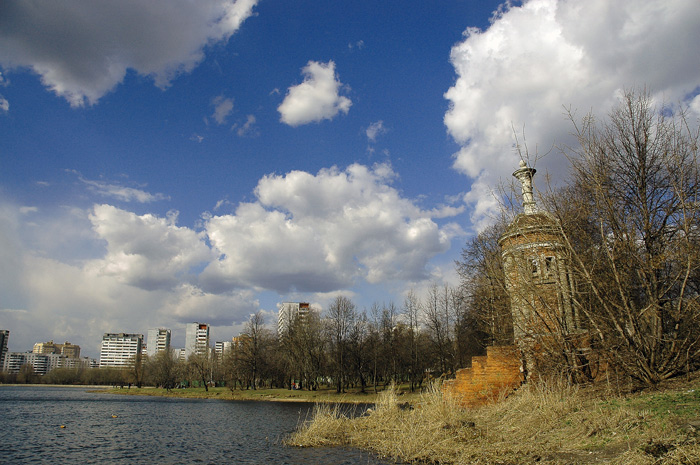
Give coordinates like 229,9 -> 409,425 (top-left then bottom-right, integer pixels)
148,350 -> 181,390
347,309 -> 370,393
284,309 -> 325,390
403,289 -> 427,391
127,352 -> 145,388
239,311 -> 270,390
456,223 -> 513,347
379,301 -> 402,385
424,283 -> 455,375
326,296 -> 356,393
187,351 -> 211,391
563,89 -> 700,385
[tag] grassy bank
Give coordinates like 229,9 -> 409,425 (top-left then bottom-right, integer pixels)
103,385 -> 423,404
286,377 -> 700,464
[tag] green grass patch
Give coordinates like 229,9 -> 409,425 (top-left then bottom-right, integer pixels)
103,384 -> 423,404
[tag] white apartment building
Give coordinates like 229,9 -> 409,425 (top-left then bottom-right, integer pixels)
214,340 -> 233,359
184,323 -> 209,359
146,328 -> 171,357
99,333 -> 143,367
4,352 -> 63,375
277,302 -> 311,338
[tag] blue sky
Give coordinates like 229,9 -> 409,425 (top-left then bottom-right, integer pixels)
1,0 -> 699,357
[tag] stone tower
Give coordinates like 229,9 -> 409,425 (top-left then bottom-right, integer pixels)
498,161 -> 579,379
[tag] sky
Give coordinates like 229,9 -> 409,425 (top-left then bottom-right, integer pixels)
1,0 -> 699,358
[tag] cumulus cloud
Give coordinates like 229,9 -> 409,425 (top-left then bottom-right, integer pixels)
200,163 -> 457,293
87,205 -> 212,290
278,60 -> 352,126
163,284 -> 258,326
0,0 -> 258,106
444,0 -> 700,229
0,95 -> 8,113
0,161 -> 464,353
211,95 -> 234,125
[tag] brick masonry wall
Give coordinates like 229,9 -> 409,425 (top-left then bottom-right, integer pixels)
443,345 -> 522,408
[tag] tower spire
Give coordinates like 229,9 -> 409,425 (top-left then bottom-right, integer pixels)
513,160 -> 537,214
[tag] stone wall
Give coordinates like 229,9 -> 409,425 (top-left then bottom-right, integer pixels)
443,345 -> 522,408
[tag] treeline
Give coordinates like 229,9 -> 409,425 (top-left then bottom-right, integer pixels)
0,365 -> 140,386
0,284 -> 488,390
459,89 -> 700,386
153,286 -> 487,393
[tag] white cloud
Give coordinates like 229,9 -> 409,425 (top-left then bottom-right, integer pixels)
200,163 -> 458,293
0,0 -> 258,107
348,40 -> 365,51
0,95 -> 8,113
0,200 -> 261,355
278,60 -> 352,126
77,174 -> 169,203
163,284 -> 258,326
366,120 -> 387,142
211,95 -> 234,125
19,206 -> 38,214
444,0 -> 700,229
87,205 -> 212,290
0,161 -> 464,354
235,114 -> 258,137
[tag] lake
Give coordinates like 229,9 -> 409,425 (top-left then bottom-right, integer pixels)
0,386 -> 388,464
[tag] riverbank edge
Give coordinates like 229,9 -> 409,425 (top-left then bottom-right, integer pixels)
1,384 -> 111,389
95,385 -> 418,404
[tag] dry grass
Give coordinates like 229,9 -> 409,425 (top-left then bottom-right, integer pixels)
286,378 -> 700,464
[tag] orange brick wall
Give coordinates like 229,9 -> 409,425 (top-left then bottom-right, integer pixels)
443,345 -> 522,408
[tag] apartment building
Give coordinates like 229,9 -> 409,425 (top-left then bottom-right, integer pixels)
32,340 -> 81,358
277,302 -> 310,338
4,352 -> 62,375
184,323 -> 209,359
0,330 -> 8,368
99,333 -> 143,367
146,328 -> 171,357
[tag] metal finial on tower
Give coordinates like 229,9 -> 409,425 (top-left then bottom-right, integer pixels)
513,160 -> 537,214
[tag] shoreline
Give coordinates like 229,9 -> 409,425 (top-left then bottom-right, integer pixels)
0,384 -> 112,389
97,385 -> 419,404
1,383 -> 417,404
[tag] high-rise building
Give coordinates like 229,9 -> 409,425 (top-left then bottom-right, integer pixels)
214,340 -> 232,360
99,333 -> 143,367
3,352 -> 64,375
0,330 -> 9,367
33,340 -> 58,354
58,342 -> 80,359
184,323 -> 209,359
277,302 -> 310,338
146,328 -> 171,357
32,340 -> 81,358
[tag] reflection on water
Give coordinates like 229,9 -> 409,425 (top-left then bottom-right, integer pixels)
0,386 -> 387,464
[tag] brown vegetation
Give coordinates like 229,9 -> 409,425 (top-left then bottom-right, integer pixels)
287,377 -> 700,464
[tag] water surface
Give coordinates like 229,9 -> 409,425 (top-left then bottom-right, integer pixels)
0,386 -> 387,464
